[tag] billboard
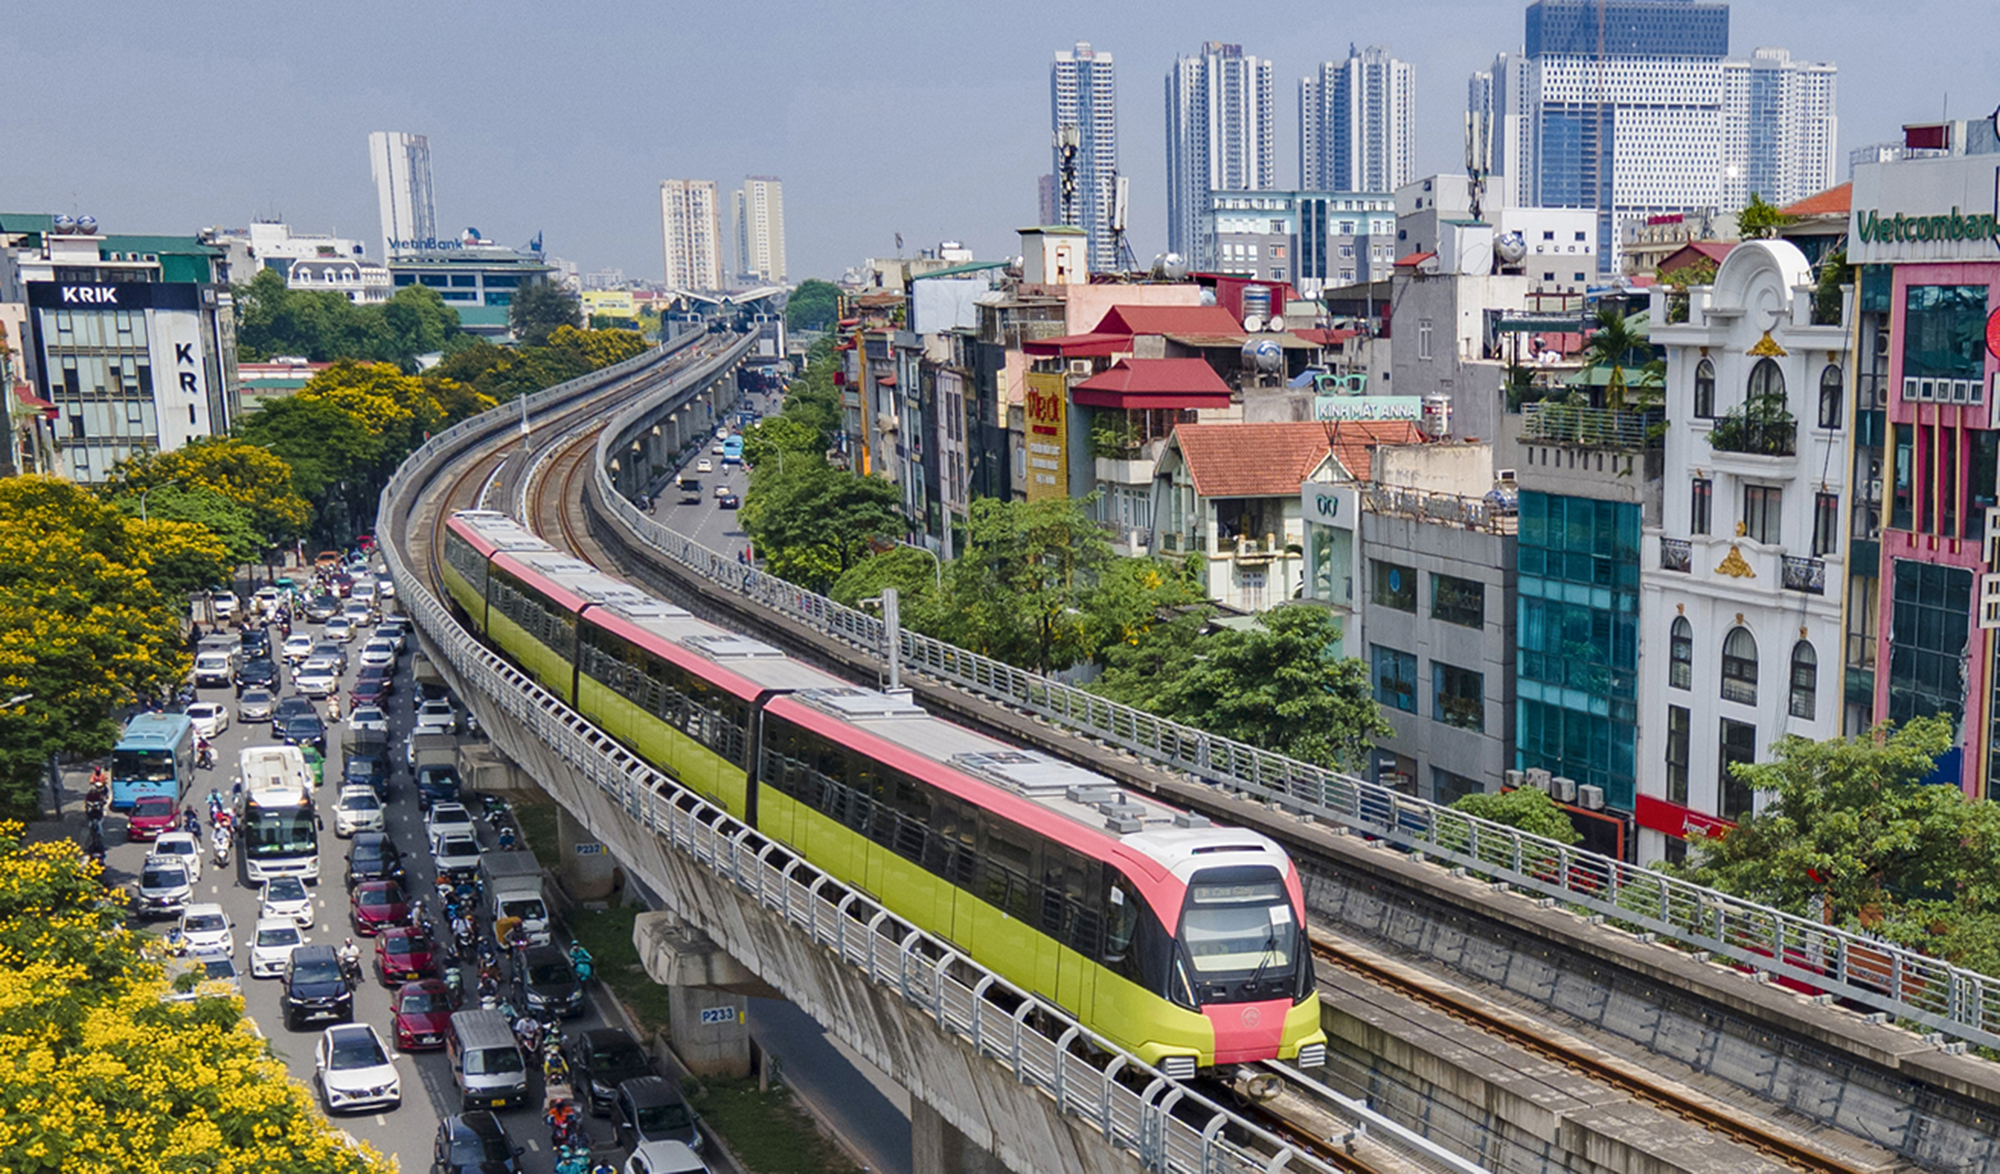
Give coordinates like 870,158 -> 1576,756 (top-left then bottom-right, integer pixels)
1023,371 -> 1068,500
1313,395 -> 1423,422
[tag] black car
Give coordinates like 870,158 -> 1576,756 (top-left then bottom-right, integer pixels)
613,1075 -> 702,1153
416,764 -> 462,812
433,1111 -> 522,1174
282,712 -> 328,753
513,945 -> 585,1019
273,695 -> 318,726
236,657 -> 280,693
571,1027 -> 653,1115
346,832 -> 406,888
282,944 -> 353,1030
239,628 -> 272,659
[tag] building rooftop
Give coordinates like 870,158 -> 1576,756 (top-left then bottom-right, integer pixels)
1073,359 -> 1234,410
1780,182 -> 1851,218
1091,304 -> 1242,335
1173,421 -> 1340,498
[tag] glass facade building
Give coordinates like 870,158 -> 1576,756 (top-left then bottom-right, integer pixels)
1525,0 -> 1729,58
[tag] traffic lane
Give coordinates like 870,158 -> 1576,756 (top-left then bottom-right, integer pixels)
750,997 -> 912,1174
650,447 -> 750,559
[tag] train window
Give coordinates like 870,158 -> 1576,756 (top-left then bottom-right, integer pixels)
885,771 -> 928,862
924,794 -> 975,883
978,815 -> 1037,921
1104,878 -> 1139,965
1040,850 -> 1100,955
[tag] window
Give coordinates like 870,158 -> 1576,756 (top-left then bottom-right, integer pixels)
1887,560 -> 1972,726
1693,359 -> 1715,418
1670,617 -> 1693,690
1431,767 -> 1483,806
1574,272 -> 1587,283
1903,285 -> 1989,382
1666,705 -> 1690,804
1891,422 -> 1913,530
1721,627 -> 1758,705
1433,663 -> 1484,731
1371,645 -> 1417,712
1690,478 -> 1711,535
1417,319 -> 1434,361
1430,574 -> 1483,627
1748,356 -> 1786,402
1818,365 -> 1843,429
1789,641 -> 1818,720
1542,230 -> 1556,241
1574,230 -> 1588,241
1812,492 -> 1838,556
1743,485 -> 1781,544
1719,718 -> 1757,819
1371,560 -> 1416,612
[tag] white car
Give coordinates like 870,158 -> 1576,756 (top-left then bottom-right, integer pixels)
177,903 -> 233,957
423,802 -> 474,852
295,666 -> 339,698
625,1140 -> 708,1174
260,875 -> 315,929
432,831 -> 482,877
414,700 -> 456,736
324,617 -> 356,644
136,855 -> 194,917
342,601 -> 375,628
348,705 -> 389,734
358,639 -> 396,670
333,787 -> 385,838
376,620 -> 410,652
184,701 -> 230,739
282,634 -> 317,664
153,831 -> 201,883
315,1023 -> 401,1113
710,441 -> 725,455
237,687 -> 277,723
696,458 -> 713,474
249,917 -> 308,978
376,577 -> 396,600
211,590 -> 239,620
351,578 -> 376,603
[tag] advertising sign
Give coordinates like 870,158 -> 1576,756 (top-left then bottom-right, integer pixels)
1023,370 -> 1068,501
1313,395 -> 1423,422
1634,793 -> 1735,841
1849,156 -> 2000,264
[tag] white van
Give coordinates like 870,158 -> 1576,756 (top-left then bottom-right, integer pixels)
193,650 -> 235,689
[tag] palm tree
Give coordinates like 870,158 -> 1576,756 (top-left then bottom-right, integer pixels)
1583,306 -> 1654,411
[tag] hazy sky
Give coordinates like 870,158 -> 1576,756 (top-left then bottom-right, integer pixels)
2,2 -> 1994,283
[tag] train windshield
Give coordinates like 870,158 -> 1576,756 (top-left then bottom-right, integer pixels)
1179,872 -> 1299,999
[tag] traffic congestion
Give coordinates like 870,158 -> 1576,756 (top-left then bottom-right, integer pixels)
88,550 -> 714,1174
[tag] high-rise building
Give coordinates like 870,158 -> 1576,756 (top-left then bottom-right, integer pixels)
659,180 -> 723,291
1720,48 -> 1838,210
1300,45 -> 1415,195
1165,42 -> 1276,265
367,131 -> 438,260
1050,42 -> 1120,271
733,176 -> 787,285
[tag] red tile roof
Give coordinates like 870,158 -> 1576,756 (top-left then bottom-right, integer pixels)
1090,304 -> 1243,336
1172,422 -> 1339,498
1022,331 -> 1127,357
1324,419 -> 1425,481
1394,251 -> 1437,268
1072,359 -> 1234,410
1780,182 -> 1851,217
1657,241 -> 1736,277
1291,327 -> 1360,347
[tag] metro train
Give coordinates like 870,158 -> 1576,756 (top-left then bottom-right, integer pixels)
440,510 -> 1326,1080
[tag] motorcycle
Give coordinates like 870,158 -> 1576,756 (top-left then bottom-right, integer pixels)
338,939 -> 361,984
211,827 -> 230,868
552,1144 -> 592,1174
496,824 -> 517,851
512,1014 -> 541,1053
542,1036 -> 571,1086
442,965 -> 464,1006
452,918 -> 476,960
567,943 -> 594,983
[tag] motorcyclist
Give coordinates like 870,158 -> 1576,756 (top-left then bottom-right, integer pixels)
567,942 -> 593,981
182,806 -> 200,835
211,824 -> 230,866
338,937 -> 361,982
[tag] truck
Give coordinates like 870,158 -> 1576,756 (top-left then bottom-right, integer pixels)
411,731 -> 462,811
480,851 -> 551,947
342,728 -> 392,800
239,745 -> 318,883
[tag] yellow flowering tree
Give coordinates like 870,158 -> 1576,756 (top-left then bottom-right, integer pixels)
100,436 -> 311,546
0,825 -> 392,1174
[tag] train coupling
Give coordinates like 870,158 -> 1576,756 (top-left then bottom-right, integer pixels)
1231,1065 -> 1283,1103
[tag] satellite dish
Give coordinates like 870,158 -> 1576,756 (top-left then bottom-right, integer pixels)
1268,315 -> 1286,333
1243,314 -> 1264,333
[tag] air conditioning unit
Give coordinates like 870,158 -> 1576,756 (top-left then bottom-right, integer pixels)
1577,783 -> 1605,810
1525,768 -> 1552,791
1551,776 -> 1578,803
1069,359 -> 1094,377
1868,478 -> 1884,502
1497,469 -> 1517,483
1504,769 -> 1525,789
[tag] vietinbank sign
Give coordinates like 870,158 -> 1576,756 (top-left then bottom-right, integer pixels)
1850,155 -> 2000,264
388,237 -> 464,252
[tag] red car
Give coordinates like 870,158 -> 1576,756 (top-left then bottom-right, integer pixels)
374,925 -> 439,986
350,664 -> 394,706
349,880 -> 411,936
390,978 -> 454,1050
127,794 -> 179,841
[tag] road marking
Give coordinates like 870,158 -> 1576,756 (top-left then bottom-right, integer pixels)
526,1139 -> 539,1152
374,1113 -> 387,1126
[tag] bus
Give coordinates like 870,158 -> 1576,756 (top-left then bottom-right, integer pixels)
111,713 -> 197,811
721,434 -> 743,466
239,745 -> 319,883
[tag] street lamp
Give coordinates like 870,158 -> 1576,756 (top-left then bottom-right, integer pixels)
137,480 -> 178,521
0,693 -> 33,710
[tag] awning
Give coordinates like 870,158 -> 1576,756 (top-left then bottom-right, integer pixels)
875,373 -> 897,388
1023,331 -> 1128,357
1071,358 -> 1234,411
13,384 -> 55,416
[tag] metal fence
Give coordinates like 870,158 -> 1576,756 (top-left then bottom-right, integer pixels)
378,343 -> 1332,1174
590,377 -> 2000,1054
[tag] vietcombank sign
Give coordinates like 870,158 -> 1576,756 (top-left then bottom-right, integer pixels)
1855,209 -> 2000,245
1850,155 -> 2000,263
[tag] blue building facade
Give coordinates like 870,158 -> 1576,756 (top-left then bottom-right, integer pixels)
1525,0 -> 1728,58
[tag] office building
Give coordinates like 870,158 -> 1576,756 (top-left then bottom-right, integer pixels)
1721,48 -> 1838,211
204,222 -> 390,304
734,176 -> 787,285
1300,45 -> 1415,196
1166,42 -> 1276,265
1050,42 -> 1121,272
660,180 -> 724,291
1200,190 -> 1395,288
388,243 -> 552,340
367,131 -> 438,261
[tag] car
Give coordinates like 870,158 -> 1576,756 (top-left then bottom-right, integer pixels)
377,619 -> 410,652
253,585 -> 285,611
424,801 -> 474,850
571,1027 -> 654,1115
324,617 -> 356,644
373,925 -> 439,985
333,786 -> 385,838
351,578 -> 377,603
184,701 -> 230,740
345,833 -> 406,888
239,628 -> 272,660
348,703 -> 389,733
237,687 -> 277,724
695,458 -> 713,474
433,1111 -> 522,1174
127,794 -> 180,841
718,493 -> 739,510
311,642 -> 349,673
236,656 -> 279,693
392,980 -> 458,1053
351,880 -> 412,936
175,903 -> 233,957
261,875 -> 316,929
513,944 -> 585,1019
345,750 -> 392,802
282,633 -> 317,664
135,856 -> 194,917
414,699 -> 456,735
358,638 -> 397,669
623,1140 -> 709,1174
614,1077 -> 705,1153
315,550 -> 343,571
315,1023 -> 401,1113
211,590 -> 239,620
713,484 -> 731,499
282,712 -> 328,752
351,663 -> 394,704
168,953 -> 242,1000
415,763 -> 462,812
305,594 -> 342,622
342,601 -> 375,628
376,576 -> 397,601
294,666 -> 339,698
152,831 -> 201,883
328,572 -> 354,599
250,917 -> 309,978
273,695 -> 318,726
432,831 -> 483,881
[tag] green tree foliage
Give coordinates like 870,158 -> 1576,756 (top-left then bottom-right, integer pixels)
101,437 -> 311,547
233,269 -> 463,368
1582,306 -> 1659,411
0,478 -> 188,811
1737,192 -> 1794,240
1813,247 -> 1852,326
737,459 -> 904,592
107,483 -> 263,567
1093,607 -> 1388,770
1451,787 -> 1583,845
829,546 -> 941,612
741,415 -> 825,472
508,282 -> 583,347
432,327 -> 646,404
929,496 -> 1108,674
784,279 -> 841,332
235,394 -> 386,503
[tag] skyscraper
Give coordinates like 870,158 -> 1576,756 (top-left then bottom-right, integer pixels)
1721,48 -> 1838,210
367,131 -> 437,260
1165,42 -> 1276,264
1050,42 -> 1120,271
734,177 -> 787,284
1300,45 -> 1415,194
659,180 -> 723,291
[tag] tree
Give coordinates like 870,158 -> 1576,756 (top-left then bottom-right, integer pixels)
1737,192 -> 1793,240
123,517 -> 233,602
930,496 -> 1109,674
829,546 -> 941,613
235,394 -> 385,503
737,460 -> 905,592
742,415 -> 825,472
109,481 -> 265,568
1451,787 -> 1582,844
0,824 -> 393,1173
509,282 -> 583,347
101,437 -> 310,548
1812,247 -> 1851,326
784,279 -> 841,332
380,284 -> 461,363
1581,306 -> 1658,412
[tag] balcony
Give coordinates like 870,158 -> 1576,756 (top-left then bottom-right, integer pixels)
1520,403 -> 1663,449
1660,537 -> 1692,572
1363,484 -> 1518,534
1707,392 -> 1796,457
1782,555 -> 1826,595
